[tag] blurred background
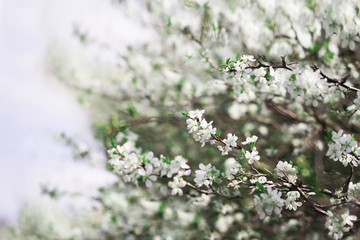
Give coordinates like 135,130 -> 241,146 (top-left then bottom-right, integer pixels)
0,0 -> 152,229
2,0 -> 360,239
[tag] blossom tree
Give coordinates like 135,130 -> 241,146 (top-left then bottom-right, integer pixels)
6,0 -> 360,239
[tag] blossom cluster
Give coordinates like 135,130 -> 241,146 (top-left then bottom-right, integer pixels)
319,0 -> 360,50
326,129 -> 360,167
325,210 -> 357,240
186,110 -> 217,147
254,188 -> 285,220
186,110 -> 260,159
285,191 -> 302,211
223,55 -> 333,108
347,181 -> 360,201
285,67 -> 327,107
218,133 -> 238,155
275,161 -> 298,184
108,143 -> 190,193
108,111 -> 360,240
194,163 -> 220,188
224,158 -> 244,190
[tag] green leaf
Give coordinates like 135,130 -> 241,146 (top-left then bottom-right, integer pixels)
111,139 -> 117,148
323,51 -> 334,62
107,165 -> 114,171
181,111 -> 189,117
176,77 -> 186,91
212,23 -> 217,31
167,17 -> 172,27
309,42 -> 322,55
236,53 -> 241,61
226,58 -> 231,65
289,74 -> 297,82
126,105 -> 138,117
216,129 -> 221,136
156,202 -> 166,219
255,182 -> 266,193
324,129 -> 333,143
161,156 -> 171,164
111,215 -> 117,224
241,148 -> 246,157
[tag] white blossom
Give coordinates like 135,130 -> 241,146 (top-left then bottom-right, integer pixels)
275,161 -> 298,184
285,191 -> 302,211
138,164 -> 157,188
186,111 -> 217,147
327,129 -> 360,167
241,135 -> 258,145
194,163 -> 219,188
254,188 -> 285,220
188,109 -> 205,120
325,210 -> 357,240
245,147 -> 260,164
168,176 -> 187,196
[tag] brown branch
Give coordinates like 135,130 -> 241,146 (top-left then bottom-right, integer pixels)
342,163 -> 354,193
312,66 -> 360,93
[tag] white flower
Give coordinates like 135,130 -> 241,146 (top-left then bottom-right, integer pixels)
224,159 -> 243,183
145,151 -> 160,167
194,163 -> 212,187
168,176 -> 187,196
218,133 -> 239,155
250,176 -> 267,184
194,163 -> 219,188
326,143 -> 342,160
340,153 -> 359,167
332,130 -> 344,143
253,67 -> 267,84
170,156 -> 190,173
187,112 -> 217,148
275,161 -> 298,184
178,168 -> 191,177
285,191 -> 302,211
218,144 -> 232,155
245,147 -> 260,164
254,187 -> 284,220
342,34 -> 360,51
188,109 -> 205,120
241,55 -> 256,62
138,164 -> 157,188
325,210 -> 357,240
241,135 -> 258,145
186,118 -> 199,133
223,133 -> 238,147
234,60 -> 247,72
339,134 -> 357,153
160,162 -> 173,178
347,182 -> 360,201
228,180 -> 241,189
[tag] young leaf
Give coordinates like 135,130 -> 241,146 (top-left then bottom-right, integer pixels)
182,111 -> 189,117
111,138 -> 117,148
216,129 -> 221,136
255,182 -> 266,193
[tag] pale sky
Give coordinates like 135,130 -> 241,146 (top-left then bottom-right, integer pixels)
0,0 -> 151,224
